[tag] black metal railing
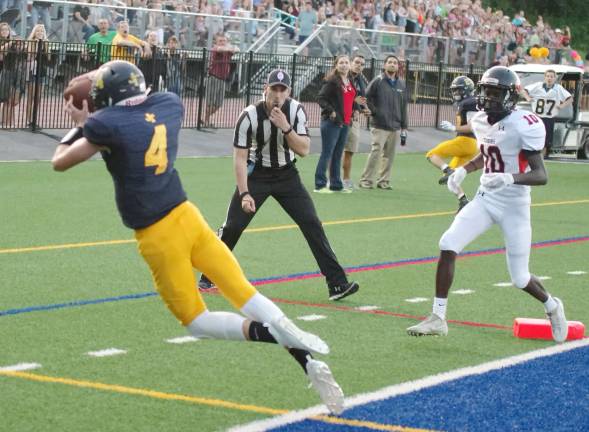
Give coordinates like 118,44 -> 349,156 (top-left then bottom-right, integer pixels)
0,41 -> 487,130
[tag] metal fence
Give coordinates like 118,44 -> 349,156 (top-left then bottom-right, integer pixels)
0,41 -> 488,130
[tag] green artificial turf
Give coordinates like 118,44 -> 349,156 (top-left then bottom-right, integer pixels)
1,154 -> 587,431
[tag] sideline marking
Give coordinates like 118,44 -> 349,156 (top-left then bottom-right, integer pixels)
0,363 -> 41,372
230,338 -> 589,432
2,199 -> 588,255
0,370 -> 287,416
0,368 -> 434,432
2,235 -> 588,321
87,348 -> 127,357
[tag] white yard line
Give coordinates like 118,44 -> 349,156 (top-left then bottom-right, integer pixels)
405,297 -> 429,303
0,362 -> 42,371
567,270 -> 587,275
296,315 -> 327,321
228,338 -> 589,432
166,336 -> 199,344
354,305 -> 380,311
86,348 -> 127,357
452,289 -> 474,295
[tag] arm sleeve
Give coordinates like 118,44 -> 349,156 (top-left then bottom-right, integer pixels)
293,104 -> 309,136
233,110 -> 252,149
83,116 -> 114,148
317,81 -> 336,113
365,77 -> 378,114
557,85 -> 572,102
520,115 -> 546,152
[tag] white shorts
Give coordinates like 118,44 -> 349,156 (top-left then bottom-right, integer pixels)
439,192 -> 532,288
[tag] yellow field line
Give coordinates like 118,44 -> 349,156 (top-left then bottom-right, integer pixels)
313,415 -> 439,431
1,199 -> 587,255
0,370 -> 436,431
0,370 -> 286,416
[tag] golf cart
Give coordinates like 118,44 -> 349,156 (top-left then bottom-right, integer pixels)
509,63 -> 589,159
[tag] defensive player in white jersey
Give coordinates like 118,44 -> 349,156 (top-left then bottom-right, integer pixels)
520,69 -> 572,158
406,66 -> 568,343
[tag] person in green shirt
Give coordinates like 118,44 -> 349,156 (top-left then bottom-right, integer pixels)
86,19 -> 116,64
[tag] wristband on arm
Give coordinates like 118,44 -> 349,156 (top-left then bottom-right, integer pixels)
239,191 -> 251,200
60,127 -> 84,146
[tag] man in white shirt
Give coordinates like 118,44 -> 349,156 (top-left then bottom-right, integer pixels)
406,66 -> 568,343
521,69 -> 573,158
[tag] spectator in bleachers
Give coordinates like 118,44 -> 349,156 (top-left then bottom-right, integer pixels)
140,30 -> 166,92
111,20 -> 151,62
31,1 -> 52,37
25,23 -> 50,125
72,0 -> 96,42
146,1 -> 165,44
202,33 -> 238,127
86,18 -> 116,63
297,1 -> 317,46
164,34 -> 183,95
0,22 -> 25,129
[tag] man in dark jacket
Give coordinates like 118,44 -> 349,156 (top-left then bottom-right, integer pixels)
359,55 -> 408,190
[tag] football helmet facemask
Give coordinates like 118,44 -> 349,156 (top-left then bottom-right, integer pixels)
91,60 -> 147,110
476,66 -> 520,115
450,76 -> 475,102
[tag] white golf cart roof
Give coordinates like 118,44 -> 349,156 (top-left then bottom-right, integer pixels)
509,64 -> 584,75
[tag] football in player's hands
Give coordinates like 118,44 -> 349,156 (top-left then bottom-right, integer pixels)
64,71 -> 96,112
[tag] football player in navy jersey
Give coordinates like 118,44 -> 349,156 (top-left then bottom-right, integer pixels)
52,60 -> 344,415
426,76 -> 479,212
407,66 -> 567,343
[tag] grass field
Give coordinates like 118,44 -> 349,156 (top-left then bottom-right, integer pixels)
1,153 -> 588,431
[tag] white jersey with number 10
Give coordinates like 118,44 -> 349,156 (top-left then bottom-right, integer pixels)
470,109 -> 546,206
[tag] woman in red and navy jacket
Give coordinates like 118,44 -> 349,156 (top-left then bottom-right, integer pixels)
314,54 -> 356,193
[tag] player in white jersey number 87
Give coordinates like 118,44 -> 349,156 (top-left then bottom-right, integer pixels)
407,66 -> 568,343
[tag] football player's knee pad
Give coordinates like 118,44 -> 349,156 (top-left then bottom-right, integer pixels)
511,270 -> 531,289
186,310 -> 246,341
438,230 -> 461,254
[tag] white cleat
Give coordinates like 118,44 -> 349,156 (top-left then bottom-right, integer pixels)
268,316 -> 329,355
307,358 -> 344,415
406,313 -> 448,336
547,297 -> 568,343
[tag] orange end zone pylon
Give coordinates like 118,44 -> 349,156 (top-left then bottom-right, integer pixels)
513,318 -> 585,341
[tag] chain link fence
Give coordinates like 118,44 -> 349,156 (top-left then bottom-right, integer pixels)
0,41 -> 487,130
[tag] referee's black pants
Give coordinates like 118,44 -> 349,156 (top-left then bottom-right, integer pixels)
207,164 -> 349,289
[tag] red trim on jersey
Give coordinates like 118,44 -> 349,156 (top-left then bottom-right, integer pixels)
518,151 -> 528,173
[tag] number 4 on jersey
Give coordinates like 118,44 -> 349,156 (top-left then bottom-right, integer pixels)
144,124 -> 168,175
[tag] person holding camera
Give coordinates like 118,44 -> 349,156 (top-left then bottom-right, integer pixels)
359,54 -> 408,190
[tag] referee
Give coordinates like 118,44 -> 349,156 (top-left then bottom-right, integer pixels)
520,69 -> 572,158
199,69 -> 359,301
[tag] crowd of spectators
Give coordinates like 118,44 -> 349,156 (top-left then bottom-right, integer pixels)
0,0 -> 578,60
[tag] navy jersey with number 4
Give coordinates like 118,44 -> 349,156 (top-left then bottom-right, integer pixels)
456,96 -> 478,138
84,92 -> 187,229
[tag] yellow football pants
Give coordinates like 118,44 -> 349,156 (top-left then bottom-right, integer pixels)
426,135 -> 478,168
134,201 -> 257,326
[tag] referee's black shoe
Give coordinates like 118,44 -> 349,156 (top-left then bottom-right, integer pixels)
328,281 -> 359,301
198,275 -> 215,291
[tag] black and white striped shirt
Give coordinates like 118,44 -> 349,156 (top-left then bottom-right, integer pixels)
233,98 -> 309,168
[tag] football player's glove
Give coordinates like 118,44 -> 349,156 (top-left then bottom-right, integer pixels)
447,166 -> 467,194
480,173 -> 514,190
439,120 -> 456,132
